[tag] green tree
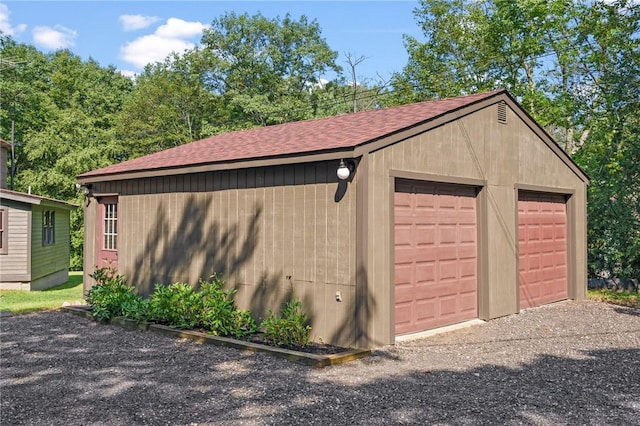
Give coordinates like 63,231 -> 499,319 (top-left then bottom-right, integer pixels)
199,12 -> 342,127
1,37 -> 133,269
116,52 -> 219,159
571,0 -> 640,277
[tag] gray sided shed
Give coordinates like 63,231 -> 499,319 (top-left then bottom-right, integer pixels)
78,91 -> 589,348
0,189 -> 76,290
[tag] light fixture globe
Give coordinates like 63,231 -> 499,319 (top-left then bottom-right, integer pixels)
337,160 -> 350,180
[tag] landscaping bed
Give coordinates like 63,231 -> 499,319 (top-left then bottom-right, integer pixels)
62,305 -> 370,368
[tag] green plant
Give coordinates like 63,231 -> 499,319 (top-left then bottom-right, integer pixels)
260,296 -> 312,348
120,294 -> 150,321
148,282 -> 202,329
85,267 -> 143,321
199,275 -> 257,337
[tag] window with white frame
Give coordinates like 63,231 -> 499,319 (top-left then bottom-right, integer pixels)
103,203 -> 117,250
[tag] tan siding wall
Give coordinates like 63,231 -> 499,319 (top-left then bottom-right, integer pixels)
0,203 -> 31,279
95,161 -> 357,347
30,205 -> 71,283
367,104 -> 587,345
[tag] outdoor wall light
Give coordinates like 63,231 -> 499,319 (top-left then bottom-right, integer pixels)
337,159 -> 354,180
76,183 -> 92,196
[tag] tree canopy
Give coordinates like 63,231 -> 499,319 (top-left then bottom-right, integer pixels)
1,3 -> 638,277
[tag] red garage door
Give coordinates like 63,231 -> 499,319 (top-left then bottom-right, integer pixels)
394,180 -> 478,336
518,192 -> 568,309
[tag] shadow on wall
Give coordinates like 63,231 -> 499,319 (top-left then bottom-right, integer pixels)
127,194 -> 319,329
126,191 -> 378,348
247,280 -> 318,329
328,265 -> 380,348
129,195 -> 262,295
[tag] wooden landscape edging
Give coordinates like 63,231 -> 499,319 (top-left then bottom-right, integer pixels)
62,305 -> 371,368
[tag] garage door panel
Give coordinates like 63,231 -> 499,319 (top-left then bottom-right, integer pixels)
395,180 -> 478,335
438,260 -> 460,281
438,225 -> 458,244
439,296 -> 459,316
459,225 -> 477,244
415,225 -> 436,245
395,304 -> 413,327
395,245 -> 415,262
414,247 -> 438,263
395,286 -> 416,304
518,192 -> 568,309
415,299 -> 436,318
459,259 -> 476,278
394,264 -> 413,286
458,276 -> 477,292
460,291 -> 477,310
415,262 -> 436,283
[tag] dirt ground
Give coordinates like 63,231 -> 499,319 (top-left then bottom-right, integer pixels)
1,300 -> 639,425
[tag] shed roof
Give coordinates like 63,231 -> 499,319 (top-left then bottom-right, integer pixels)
79,91 -> 503,179
78,90 -> 588,183
0,188 -> 78,209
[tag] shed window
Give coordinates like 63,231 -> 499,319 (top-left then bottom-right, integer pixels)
43,210 -> 55,245
0,208 -> 7,254
103,203 -> 117,250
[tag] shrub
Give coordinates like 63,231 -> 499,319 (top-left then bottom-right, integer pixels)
200,275 -> 257,337
120,294 -> 150,321
148,282 -> 202,329
260,296 -> 311,348
85,267 -> 144,321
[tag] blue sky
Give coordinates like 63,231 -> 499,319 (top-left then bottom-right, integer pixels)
1,1 -> 423,81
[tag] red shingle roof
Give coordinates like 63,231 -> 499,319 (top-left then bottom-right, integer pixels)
79,90 -> 504,179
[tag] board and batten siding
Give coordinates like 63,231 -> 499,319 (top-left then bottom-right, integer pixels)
30,205 -> 71,288
85,161 -> 358,347
0,202 -> 31,282
364,102 -> 587,346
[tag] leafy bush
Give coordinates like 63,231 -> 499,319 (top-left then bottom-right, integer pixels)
85,267 -> 144,321
148,282 -> 203,329
260,296 -> 311,348
85,270 -> 313,345
200,275 -> 257,337
120,295 -> 150,321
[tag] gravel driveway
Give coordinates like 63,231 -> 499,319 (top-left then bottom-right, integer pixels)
2,300 -> 639,425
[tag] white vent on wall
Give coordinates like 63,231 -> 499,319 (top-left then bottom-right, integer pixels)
498,101 -> 507,124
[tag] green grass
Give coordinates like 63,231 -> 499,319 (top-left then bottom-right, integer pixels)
588,288 -> 640,308
0,271 -> 84,314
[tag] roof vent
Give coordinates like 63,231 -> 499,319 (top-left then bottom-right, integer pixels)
497,101 -> 507,124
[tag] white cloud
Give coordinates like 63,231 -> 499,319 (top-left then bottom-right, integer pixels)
119,17 -> 208,69
155,18 -> 207,38
33,25 -> 76,50
0,4 -> 27,36
119,14 -> 161,31
120,34 -> 195,69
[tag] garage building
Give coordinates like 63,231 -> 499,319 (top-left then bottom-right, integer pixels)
78,90 -> 589,348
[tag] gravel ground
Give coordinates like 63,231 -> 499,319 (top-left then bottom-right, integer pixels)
1,300 -> 639,425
